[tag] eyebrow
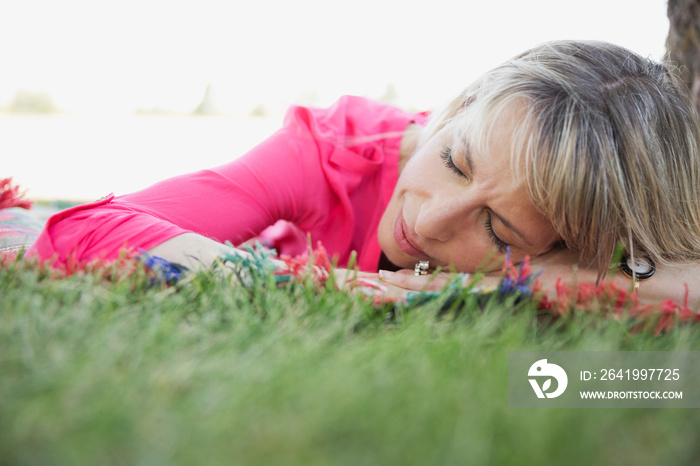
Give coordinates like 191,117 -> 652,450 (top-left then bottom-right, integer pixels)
461,138 -> 535,248
461,139 -> 475,176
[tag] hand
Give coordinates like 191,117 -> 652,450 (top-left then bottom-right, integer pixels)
374,250 -> 578,300
376,269 -> 502,294
332,268 -> 409,299
333,268 -> 455,300
377,269 -> 457,292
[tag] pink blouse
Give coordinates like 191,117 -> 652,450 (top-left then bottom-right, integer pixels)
28,96 -> 428,272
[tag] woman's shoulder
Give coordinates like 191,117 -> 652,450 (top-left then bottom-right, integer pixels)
283,95 -> 425,141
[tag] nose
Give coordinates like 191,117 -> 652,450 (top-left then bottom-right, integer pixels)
413,193 -> 479,242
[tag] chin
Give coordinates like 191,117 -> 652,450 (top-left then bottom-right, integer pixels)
382,245 -> 415,270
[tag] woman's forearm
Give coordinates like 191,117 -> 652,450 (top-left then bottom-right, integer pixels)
376,247 -> 700,309
529,248 -> 700,307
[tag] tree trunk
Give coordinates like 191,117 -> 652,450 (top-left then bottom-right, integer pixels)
667,0 -> 700,114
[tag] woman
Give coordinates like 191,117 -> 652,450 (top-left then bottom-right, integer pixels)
27,40 -> 700,305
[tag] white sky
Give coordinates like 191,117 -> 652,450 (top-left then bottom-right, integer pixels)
0,0 -> 670,115
0,0 -> 674,200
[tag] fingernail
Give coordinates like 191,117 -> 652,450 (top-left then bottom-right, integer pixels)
378,270 -> 393,280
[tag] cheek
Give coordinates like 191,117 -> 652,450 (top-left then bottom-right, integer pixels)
396,152 -> 450,201
378,198 -> 396,243
444,242 -> 504,274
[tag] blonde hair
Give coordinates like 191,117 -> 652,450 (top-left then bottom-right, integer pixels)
423,40 -> 700,277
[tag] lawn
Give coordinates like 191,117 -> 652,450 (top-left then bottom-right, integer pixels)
1,256 -> 699,466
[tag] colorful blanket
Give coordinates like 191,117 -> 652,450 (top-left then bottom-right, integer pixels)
0,208 -> 43,253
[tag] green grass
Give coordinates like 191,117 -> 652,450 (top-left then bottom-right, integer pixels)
1,259 -> 700,466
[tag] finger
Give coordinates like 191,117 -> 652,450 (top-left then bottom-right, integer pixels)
467,275 -> 502,290
333,269 -> 380,287
378,269 -> 463,292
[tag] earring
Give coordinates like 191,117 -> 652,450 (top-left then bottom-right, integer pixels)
414,260 -> 430,276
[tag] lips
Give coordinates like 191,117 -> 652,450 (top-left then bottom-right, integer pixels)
393,211 -> 430,260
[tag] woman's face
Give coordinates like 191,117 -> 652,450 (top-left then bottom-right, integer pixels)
378,103 -> 561,272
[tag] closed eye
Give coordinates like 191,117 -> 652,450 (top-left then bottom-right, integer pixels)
440,146 -> 467,178
485,211 -> 509,252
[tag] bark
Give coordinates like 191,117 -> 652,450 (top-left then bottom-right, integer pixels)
667,0 -> 700,113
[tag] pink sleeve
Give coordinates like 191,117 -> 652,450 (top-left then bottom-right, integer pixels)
28,108 -> 330,265
113,119 -> 321,244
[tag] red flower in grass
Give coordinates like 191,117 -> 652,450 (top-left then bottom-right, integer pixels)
654,285 -> 700,334
279,241 -> 332,284
499,249 -> 536,296
535,277 -> 700,334
540,279 -> 646,317
0,178 -> 33,210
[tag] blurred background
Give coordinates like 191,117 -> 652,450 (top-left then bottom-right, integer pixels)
1,0 -> 670,200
